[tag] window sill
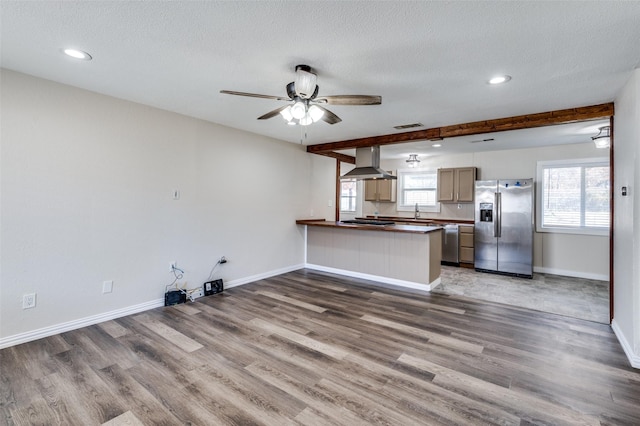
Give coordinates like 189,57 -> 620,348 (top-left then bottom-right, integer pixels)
536,226 -> 609,237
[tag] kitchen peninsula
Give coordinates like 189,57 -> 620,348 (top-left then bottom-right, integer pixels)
296,219 -> 443,291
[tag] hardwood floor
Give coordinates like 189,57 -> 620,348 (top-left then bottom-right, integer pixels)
1,269 -> 639,425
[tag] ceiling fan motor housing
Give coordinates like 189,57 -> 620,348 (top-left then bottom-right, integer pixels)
294,65 -> 317,99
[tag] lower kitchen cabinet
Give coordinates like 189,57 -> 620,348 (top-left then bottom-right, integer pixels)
459,225 -> 474,267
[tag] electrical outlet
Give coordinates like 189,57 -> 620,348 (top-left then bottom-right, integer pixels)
23,293 -> 36,309
170,261 -> 177,272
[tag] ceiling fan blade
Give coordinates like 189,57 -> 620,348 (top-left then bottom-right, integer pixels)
315,106 -> 342,125
315,95 -> 382,106
257,105 -> 290,120
220,90 -> 290,101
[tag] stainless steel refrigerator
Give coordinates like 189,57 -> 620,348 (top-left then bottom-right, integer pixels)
475,179 -> 534,278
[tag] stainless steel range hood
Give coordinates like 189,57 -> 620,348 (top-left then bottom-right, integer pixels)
341,146 -> 396,180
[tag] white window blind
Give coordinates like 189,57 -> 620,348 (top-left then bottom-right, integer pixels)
537,158 -> 609,235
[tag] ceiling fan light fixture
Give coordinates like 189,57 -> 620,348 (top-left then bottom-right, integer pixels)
308,105 -> 325,122
294,65 -> 317,99
299,115 -> 313,126
592,126 -> 611,149
279,105 -> 293,122
290,100 -> 306,119
406,154 -> 420,168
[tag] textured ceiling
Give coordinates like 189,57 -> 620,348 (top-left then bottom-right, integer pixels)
2,1 -> 639,155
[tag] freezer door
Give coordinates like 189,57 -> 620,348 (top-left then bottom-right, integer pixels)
497,179 -> 534,277
474,180 -> 498,272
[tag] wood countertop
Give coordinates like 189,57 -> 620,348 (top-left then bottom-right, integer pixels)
296,219 -> 442,234
363,215 -> 474,225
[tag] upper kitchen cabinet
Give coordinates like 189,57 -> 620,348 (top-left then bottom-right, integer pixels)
364,173 -> 397,202
437,167 -> 477,203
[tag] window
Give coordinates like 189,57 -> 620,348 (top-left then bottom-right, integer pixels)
537,158 -> 610,235
340,179 -> 357,212
397,169 -> 440,212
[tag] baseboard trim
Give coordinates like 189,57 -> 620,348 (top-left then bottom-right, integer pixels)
224,263 -> 305,289
0,263 -> 306,350
533,266 -> 608,281
0,299 -> 164,349
305,263 -> 434,292
611,319 -> 640,369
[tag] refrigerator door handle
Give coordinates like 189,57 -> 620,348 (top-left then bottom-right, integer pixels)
495,192 -> 501,238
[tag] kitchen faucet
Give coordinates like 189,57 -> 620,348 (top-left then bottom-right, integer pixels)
414,203 -> 420,219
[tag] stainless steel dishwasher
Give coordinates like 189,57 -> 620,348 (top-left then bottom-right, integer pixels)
441,224 -> 459,265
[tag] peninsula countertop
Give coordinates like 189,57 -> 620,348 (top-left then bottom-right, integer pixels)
296,219 -> 442,235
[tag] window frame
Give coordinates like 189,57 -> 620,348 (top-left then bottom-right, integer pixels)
396,168 -> 440,213
339,178 -> 358,213
536,157 -> 610,236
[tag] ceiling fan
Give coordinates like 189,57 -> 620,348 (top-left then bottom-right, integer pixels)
220,65 -> 381,126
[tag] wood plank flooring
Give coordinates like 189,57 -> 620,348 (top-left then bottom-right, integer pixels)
1,269 -> 639,425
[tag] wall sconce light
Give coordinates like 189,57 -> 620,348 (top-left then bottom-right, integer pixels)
406,154 -> 420,168
592,126 -> 610,149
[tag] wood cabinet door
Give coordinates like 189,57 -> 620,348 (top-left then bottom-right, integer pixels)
364,180 -> 378,201
437,168 -> 455,202
459,232 -> 474,248
456,167 -> 476,202
377,179 -> 393,201
460,247 -> 475,263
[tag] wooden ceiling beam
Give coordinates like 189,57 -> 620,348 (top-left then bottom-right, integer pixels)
307,128 -> 441,154
315,151 -> 356,164
307,102 -> 614,155
440,103 -> 614,138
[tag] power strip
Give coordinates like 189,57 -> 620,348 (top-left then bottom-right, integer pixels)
189,287 -> 204,300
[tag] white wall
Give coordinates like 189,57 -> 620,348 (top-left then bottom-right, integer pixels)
612,68 -> 640,368
364,143 -> 610,279
0,70 -> 335,344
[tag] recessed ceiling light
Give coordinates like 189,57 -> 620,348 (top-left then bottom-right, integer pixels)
488,75 -> 511,85
432,143 -> 442,148
63,48 -> 92,60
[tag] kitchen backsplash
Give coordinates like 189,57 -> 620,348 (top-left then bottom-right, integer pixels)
363,201 -> 474,221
